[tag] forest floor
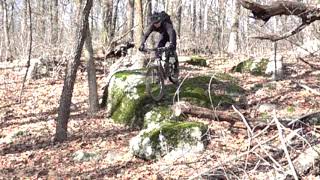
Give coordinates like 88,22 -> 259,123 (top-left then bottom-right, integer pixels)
1,53 -> 320,179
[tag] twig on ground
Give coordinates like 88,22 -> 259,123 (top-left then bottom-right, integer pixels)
232,105 -> 253,135
273,111 -> 299,180
297,83 -> 320,96
173,72 -> 190,104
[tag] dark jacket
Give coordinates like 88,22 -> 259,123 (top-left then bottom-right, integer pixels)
141,21 -> 177,49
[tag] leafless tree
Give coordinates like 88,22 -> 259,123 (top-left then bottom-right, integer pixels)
55,0 -> 93,142
227,0 -> 241,54
134,0 -> 143,48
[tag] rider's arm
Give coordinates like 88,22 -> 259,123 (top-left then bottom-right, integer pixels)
164,22 -> 177,48
141,25 -> 154,45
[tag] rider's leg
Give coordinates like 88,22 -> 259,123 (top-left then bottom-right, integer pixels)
156,34 -> 167,59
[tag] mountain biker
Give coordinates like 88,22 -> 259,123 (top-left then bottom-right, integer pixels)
138,11 -> 179,78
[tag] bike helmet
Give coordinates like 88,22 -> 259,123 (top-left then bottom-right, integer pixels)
150,12 -> 164,24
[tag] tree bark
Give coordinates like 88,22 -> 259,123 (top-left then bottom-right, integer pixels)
85,24 -> 99,115
176,0 -> 182,38
111,0 -> 120,39
102,0 -> 112,44
134,0 -> 143,49
55,0 -> 93,142
227,0 -> 240,54
192,0 -> 196,36
51,0 -> 59,45
2,0 -> 11,61
172,101 -> 241,124
19,0 -> 32,103
127,0 -> 134,41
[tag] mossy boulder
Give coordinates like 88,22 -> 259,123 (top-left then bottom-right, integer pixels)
165,74 -> 244,108
104,70 -> 149,127
186,56 -> 207,67
129,121 -> 208,160
0,129 -> 31,144
232,58 -> 269,76
104,71 -> 244,128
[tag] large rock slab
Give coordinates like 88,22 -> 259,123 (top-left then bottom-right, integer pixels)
231,57 -> 269,76
103,69 -> 245,160
105,69 -> 148,127
129,121 -> 208,160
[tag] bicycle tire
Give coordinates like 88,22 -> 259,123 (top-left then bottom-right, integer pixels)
145,66 -> 165,101
168,52 -> 179,84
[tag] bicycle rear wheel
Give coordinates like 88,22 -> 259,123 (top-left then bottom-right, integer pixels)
168,53 -> 179,84
145,66 -> 164,101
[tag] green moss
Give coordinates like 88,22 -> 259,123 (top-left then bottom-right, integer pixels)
165,75 -> 239,107
187,56 -> 207,67
260,112 -> 271,121
226,83 -> 245,95
251,84 -> 263,91
265,83 -> 276,90
108,71 -> 149,127
232,58 -> 268,76
251,58 -> 269,76
143,121 -> 208,150
114,70 -> 146,81
144,106 -> 173,128
215,72 -> 238,83
109,87 -> 126,114
111,96 -> 138,124
287,106 -> 295,113
232,58 -> 254,73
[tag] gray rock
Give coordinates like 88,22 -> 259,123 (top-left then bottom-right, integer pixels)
129,121 -> 208,160
265,55 -> 284,79
73,150 -> 99,162
258,103 -> 277,113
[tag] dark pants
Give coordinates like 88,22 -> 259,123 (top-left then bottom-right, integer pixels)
156,32 -> 178,71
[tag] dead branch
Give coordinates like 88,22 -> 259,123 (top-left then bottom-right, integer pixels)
172,101 -> 240,123
273,111 -> 299,180
240,0 -> 320,41
297,83 -> 320,96
297,56 -> 320,70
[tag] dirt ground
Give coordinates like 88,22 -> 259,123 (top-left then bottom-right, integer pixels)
1,54 -> 320,179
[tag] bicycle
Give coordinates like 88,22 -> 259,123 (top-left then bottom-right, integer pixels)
142,47 -> 179,101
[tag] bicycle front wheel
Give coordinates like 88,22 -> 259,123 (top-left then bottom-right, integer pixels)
145,66 -> 165,101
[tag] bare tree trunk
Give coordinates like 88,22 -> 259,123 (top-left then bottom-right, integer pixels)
111,0 -> 120,38
19,0 -> 32,103
40,0 -> 46,41
146,0 -> 155,47
127,0 -> 134,41
85,24 -> 99,115
3,0 -> 11,61
102,0 -> 112,44
192,0 -> 196,36
176,0 -> 182,38
134,0 -> 143,49
198,0 -> 203,35
227,0 -> 240,54
51,0 -> 59,45
55,0 -> 93,142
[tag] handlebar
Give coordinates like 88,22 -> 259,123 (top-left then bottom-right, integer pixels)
140,46 -> 170,53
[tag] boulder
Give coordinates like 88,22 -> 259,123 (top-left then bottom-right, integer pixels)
104,69 -> 148,127
103,70 -> 245,159
129,121 -> 208,160
186,56 -> 207,67
265,55 -> 284,80
231,57 -> 269,76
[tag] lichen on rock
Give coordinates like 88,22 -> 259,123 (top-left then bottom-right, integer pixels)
105,70 -> 148,127
232,57 -> 269,76
186,56 -> 207,67
129,121 -> 208,160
